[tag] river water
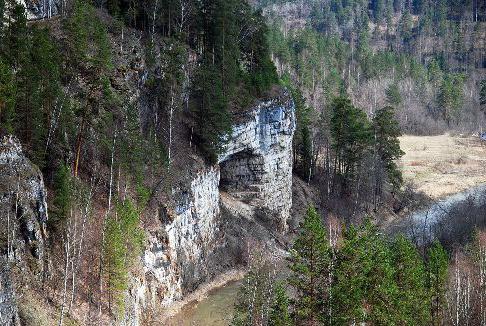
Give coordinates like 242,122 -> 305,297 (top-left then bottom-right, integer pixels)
167,280 -> 242,326
410,184 -> 486,226
399,184 -> 486,242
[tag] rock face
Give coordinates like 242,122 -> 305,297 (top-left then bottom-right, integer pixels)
136,92 -> 295,314
20,0 -> 60,21
0,260 -> 20,326
219,93 -> 296,231
0,136 -> 49,325
0,136 -> 48,272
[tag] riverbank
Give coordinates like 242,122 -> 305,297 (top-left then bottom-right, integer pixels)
399,134 -> 486,199
153,269 -> 246,325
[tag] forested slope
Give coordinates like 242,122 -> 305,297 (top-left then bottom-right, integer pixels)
257,0 -> 486,221
0,0 -> 281,324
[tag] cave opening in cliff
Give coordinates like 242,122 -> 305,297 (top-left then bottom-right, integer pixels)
219,150 -> 265,204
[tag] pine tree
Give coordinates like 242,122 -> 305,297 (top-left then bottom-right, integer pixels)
373,106 -> 405,194
330,97 -> 373,196
286,82 -> 312,181
479,79 -> 486,109
268,282 -> 292,326
52,163 -> 72,222
392,236 -> 430,325
242,7 -> 278,95
385,83 -> 402,106
0,60 -> 16,134
4,0 -> 29,69
427,240 -> 449,326
103,199 -> 144,317
192,61 -> 232,162
288,206 -> 329,324
333,221 -> 398,325
438,73 -> 465,124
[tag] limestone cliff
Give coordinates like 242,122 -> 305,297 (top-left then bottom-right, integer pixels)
0,261 -> 21,326
0,137 -> 49,325
0,136 -> 48,272
20,0 -> 60,21
133,91 -> 295,319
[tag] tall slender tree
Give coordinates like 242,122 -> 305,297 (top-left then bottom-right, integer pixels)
288,206 -> 330,324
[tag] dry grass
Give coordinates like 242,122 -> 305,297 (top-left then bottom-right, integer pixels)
399,134 -> 486,199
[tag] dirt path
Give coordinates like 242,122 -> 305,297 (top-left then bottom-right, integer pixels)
399,134 -> 486,199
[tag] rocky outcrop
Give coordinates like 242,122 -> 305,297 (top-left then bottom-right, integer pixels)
0,260 -> 20,326
219,93 -> 296,231
0,136 -> 48,273
136,92 -> 295,314
20,0 -> 60,21
0,136 -> 49,325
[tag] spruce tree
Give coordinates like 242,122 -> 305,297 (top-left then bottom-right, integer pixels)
373,106 -> 405,193
288,206 -> 329,324
269,282 -> 292,326
427,241 -> 448,326
392,236 -> 430,325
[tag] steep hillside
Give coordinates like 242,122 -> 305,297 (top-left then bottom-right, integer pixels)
0,0 -> 297,324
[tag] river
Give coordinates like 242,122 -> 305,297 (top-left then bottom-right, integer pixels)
167,280 -> 242,326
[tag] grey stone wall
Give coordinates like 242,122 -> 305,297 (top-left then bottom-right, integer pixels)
137,93 -> 295,312
219,93 -> 296,231
0,137 -> 48,326
0,260 -> 20,326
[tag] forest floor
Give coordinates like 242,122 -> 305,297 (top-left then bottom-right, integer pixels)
399,134 -> 486,199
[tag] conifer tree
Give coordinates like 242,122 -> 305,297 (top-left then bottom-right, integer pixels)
268,282 -> 292,326
373,106 -> 405,194
4,0 -> 29,69
330,97 -> 373,196
52,163 -> 72,222
0,60 -> 16,134
385,84 -> 402,106
288,206 -> 329,324
103,199 -> 144,317
427,240 -> 449,326
392,236 -> 430,325
479,79 -> 486,109
286,82 -> 312,181
438,73 -> 465,124
332,221 -> 397,325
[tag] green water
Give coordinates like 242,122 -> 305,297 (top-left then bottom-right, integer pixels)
168,280 -> 242,326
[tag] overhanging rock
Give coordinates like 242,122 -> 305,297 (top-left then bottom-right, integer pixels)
137,90 -> 295,314
219,92 -> 296,231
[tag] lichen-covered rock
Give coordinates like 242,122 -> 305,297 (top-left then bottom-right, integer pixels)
0,136 -> 48,275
